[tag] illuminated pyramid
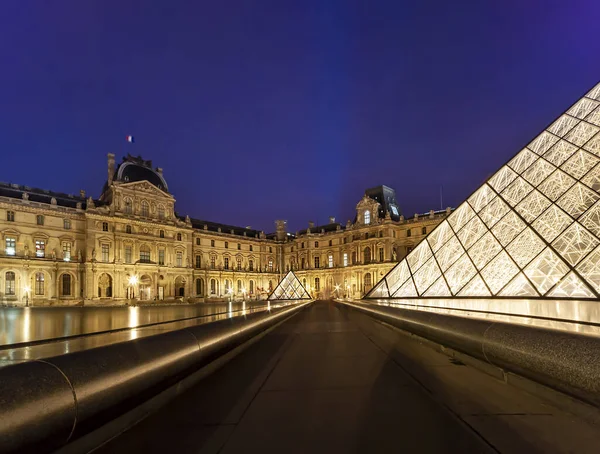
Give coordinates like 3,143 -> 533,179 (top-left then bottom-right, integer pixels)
367,81 -> 600,300
269,271 -> 312,300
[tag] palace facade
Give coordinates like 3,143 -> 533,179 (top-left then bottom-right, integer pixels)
0,154 -> 450,305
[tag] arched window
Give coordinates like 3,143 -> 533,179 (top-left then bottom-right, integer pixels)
35,272 -> 45,295
158,205 -> 165,220
364,273 -> 372,290
237,280 -> 242,294
364,247 -> 371,264
141,200 -> 149,217
249,280 -> 254,294
210,279 -> 216,295
225,279 -> 231,294
314,277 -> 320,291
124,198 -> 133,214
364,210 -> 371,225
126,225 -> 132,234
62,274 -> 72,296
5,272 -> 15,295
196,278 -> 204,296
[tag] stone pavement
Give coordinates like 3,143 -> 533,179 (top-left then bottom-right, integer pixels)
96,300 -> 600,454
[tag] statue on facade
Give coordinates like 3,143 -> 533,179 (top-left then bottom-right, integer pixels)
78,249 -> 82,262
51,249 -> 56,260
392,249 -> 397,261
22,192 -> 29,201
92,248 -> 96,261
24,245 -> 29,257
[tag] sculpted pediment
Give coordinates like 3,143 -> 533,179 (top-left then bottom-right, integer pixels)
118,181 -> 173,200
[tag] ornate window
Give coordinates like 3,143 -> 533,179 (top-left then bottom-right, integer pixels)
160,230 -> 165,238
102,222 -> 108,232
157,205 -> 165,220
210,279 -> 217,294
124,198 -> 133,214
5,271 -> 15,295
64,219 -> 71,230
225,241 -> 229,249
158,249 -> 165,265
379,248 -> 384,262
237,280 -> 242,294
314,277 -> 320,291
35,240 -> 45,258
364,210 -> 371,225
61,274 -> 71,296
176,251 -> 183,267
139,245 -> 150,263
195,255 -> 201,268
6,210 -> 14,222
224,257 -> 229,270
211,240 -> 215,247
249,259 -> 254,271
343,253 -> 348,267
328,255 -> 333,268
196,238 -> 200,245
314,256 -> 320,268
35,272 -> 44,295
364,247 -> 371,264
101,244 -> 109,262
5,237 -> 16,256
126,225 -> 132,234
268,260 -> 273,272
36,215 -> 44,226
237,257 -> 242,270
125,246 -> 132,264
177,233 -> 182,241
141,200 -> 149,217
62,242 -> 71,261
196,278 -> 204,296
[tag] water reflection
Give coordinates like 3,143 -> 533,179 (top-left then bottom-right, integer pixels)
0,302 -> 269,347
368,298 -> 600,336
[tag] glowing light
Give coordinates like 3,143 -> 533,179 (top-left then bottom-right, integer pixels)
128,275 -> 138,286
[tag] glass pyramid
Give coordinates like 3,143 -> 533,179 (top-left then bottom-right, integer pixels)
367,81 -> 600,300
269,271 -> 312,300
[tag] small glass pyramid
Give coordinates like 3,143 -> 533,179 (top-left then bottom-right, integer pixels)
269,271 -> 312,300
367,81 -> 600,299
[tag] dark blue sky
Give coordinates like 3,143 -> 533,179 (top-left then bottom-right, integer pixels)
1,1 -> 600,233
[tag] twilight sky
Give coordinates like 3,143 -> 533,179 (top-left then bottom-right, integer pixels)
1,1 -> 600,233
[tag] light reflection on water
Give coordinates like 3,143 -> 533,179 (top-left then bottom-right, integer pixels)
368,298 -> 600,336
0,302 -> 269,347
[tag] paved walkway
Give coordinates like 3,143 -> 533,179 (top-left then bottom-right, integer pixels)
97,300 -> 600,454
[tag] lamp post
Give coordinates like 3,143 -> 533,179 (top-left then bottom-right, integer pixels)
128,275 -> 138,300
24,286 -> 30,307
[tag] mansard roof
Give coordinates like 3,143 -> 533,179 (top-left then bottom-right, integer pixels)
0,182 -> 102,210
183,215 -> 263,238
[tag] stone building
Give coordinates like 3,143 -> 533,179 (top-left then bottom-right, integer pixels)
0,154 -> 449,305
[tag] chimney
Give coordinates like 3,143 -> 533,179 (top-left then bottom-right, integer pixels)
275,220 -> 287,241
156,167 -> 163,175
308,221 -> 315,229
80,190 -> 86,198
329,216 -> 335,224
107,153 -> 115,184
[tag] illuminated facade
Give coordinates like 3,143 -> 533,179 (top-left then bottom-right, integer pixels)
0,156 -> 446,305
368,81 -> 600,300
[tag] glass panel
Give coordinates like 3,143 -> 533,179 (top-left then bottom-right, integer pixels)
528,131 -> 559,154
543,140 -> 578,167
515,190 -> 552,223
457,274 -> 491,296
385,260 -> 412,296
407,241 -> 433,274
508,149 -> 538,174
532,205 -> 574,243
368,280 -> 389,298
480,250 -> 519,295
547,115 -> 579,137
580,163 -> 600,191
434,235 -> 465,272
491,211 -> 526,246
393,277 -> 418,297
586,83 -> 600,101
467,184 -> 495,213
557,183 -> 599,219
576,246 -> 600,293
547,271 -> 595,298
583,132 -> 600,157
564,121 -> 599,147
501,177 -> 533,207
467,231 -> 502,270
579,201 -> 600,237
488,166 -> 518,193
423,276 -> 451,297
560,150 -> 599,179
552,222 -> 599,266
499,273 -> 539,297
426,220 -> 453,253
412,257 -> 442,295
457,215 -> 488,250
524,248 -> 570,295
444,254 -> 478,294
568,98 -> 600,119
448,202 -> 475,232
522,158 -> 556,186
505,227 -> 545,268
478,196 -> 510,228
537,170 -> 576,201
585,108 -> 600,127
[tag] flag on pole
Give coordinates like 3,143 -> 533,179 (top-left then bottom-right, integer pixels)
126,135 -> 134,143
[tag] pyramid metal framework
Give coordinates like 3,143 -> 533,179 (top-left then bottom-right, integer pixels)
367,81 -> 600,300
269,271 -> 312,300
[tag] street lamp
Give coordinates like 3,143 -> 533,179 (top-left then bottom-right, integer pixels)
24,286 -> 30,307
128,275 -> 138,300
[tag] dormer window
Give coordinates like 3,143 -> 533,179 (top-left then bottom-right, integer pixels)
102,222 -> 109,232
364,210 -> 371,225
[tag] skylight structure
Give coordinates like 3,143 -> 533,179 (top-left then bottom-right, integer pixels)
367,81 -> 600,300
269,271 -> 312,300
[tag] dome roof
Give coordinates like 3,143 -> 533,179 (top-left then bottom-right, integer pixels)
113,156 -> 169,192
